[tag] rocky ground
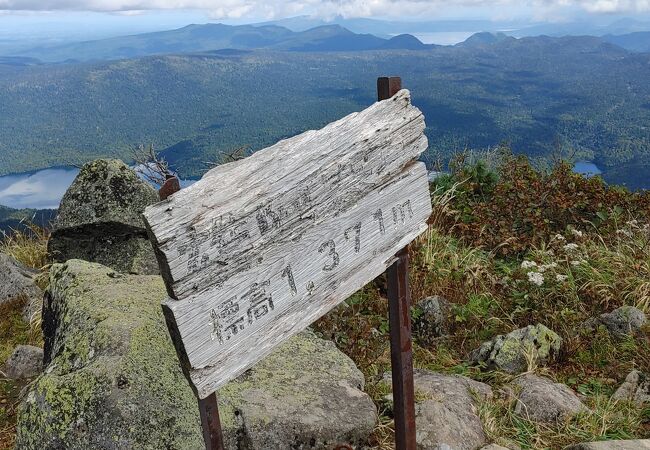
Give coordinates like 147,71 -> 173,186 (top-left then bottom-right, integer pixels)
1,157 -> 649,449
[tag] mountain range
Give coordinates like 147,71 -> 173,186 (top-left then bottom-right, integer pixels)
9,23 -> 431,63
6,21 -> 650,64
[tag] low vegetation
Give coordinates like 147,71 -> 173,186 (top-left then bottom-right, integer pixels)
0,226 -> 48,450
315,155 -> 650,448
1,156 -> 649,449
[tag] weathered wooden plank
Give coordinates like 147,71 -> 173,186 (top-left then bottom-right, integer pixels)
144,90 -> 426,300
143,89 -> 431,398
167,163 -> 429,397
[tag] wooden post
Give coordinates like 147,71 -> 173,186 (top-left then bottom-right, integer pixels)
157,179 -> 226,450
378,76 -> 417,450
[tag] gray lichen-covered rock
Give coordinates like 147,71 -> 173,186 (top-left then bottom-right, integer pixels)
566,439 -> 650,450
583,306 -> 646,338
16,260 -> 204,450
47,159 -> 160,275
0,253 -> 43,320
3,345 -> 43,379
513,374 -> 588,423
16,260 -> 376,450
385,369 -> 492,450
218,330 -> 377,449
612,370 -> 650,405
469,324 -> 562,374
413,295 -> 452,345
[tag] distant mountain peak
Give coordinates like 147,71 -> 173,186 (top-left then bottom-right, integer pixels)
382,34 -> 428,50
458,32 -> 514,47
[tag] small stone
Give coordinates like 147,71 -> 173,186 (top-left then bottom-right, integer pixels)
0,253 -> 43,321
513,374 -> 588,423
3,345 -> 43,379
566,439 -> 650,450
596,306 -> 646,337
469,324 -> 562,374
612,370 -> 650,405
480,445 -> 512,450
413,295 -> 452,344
385,369 -> 492,450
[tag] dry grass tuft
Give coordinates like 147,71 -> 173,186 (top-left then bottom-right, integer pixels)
0,223 -> 49,270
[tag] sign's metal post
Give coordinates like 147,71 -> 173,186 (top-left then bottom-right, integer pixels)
157,178 -> 225,450
198,393 -> 226,450
378,76 -> 418,450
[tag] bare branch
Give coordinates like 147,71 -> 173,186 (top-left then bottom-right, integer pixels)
131,144 -> 172,186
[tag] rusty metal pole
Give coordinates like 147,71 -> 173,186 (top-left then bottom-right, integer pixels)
198,393 -> 226,450
378,76 -> 417,450
158,179 -> 226,450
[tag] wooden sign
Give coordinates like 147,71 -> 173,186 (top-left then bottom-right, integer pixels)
143,89 -> 431,399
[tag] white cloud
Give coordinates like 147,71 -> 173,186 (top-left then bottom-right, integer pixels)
0,0 -> 649,17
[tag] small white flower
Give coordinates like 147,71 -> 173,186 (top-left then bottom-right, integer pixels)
521,261 -> 538,270
617,229 -> 632,237
553,234 -> 566,242
528,271 -> 545,286
556,274 -> 568,282
570,260 -> 585,267
563,243 -> 580,252
539,262 -> 558,273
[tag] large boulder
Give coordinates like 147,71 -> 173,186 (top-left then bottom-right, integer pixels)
16,260 -> 376,449
3,345 -> 43,379
218,331 -> 377,449
385,369 -> 492,450
513,374 -> 588,424
0,253 -> 43,320
469,324 -> 562,374
47,159 -> 160,275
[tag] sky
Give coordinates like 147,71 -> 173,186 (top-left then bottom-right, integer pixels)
1,0 -> 650,20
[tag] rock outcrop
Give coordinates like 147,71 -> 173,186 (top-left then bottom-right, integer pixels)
0,253 -> 43,320
469,324 -> 562,374
16,260 -> 376,449
513,374 -> 588,423
3,345 -> 43,379
47,159 -> 160,275
385,369 -> 492,450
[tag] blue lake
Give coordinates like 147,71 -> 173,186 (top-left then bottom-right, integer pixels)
573,161 -> 603,177
0,161 -> 607,210
0,166 -> 194,210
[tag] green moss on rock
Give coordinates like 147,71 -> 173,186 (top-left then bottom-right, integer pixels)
15,260 -> 203,449
469,323 -> 562,374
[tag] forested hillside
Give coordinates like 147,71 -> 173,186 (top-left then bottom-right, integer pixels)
0,206 -> 56,235
1,35 -> 649,188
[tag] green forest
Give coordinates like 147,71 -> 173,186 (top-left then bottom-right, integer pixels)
1,35 -> 649,189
